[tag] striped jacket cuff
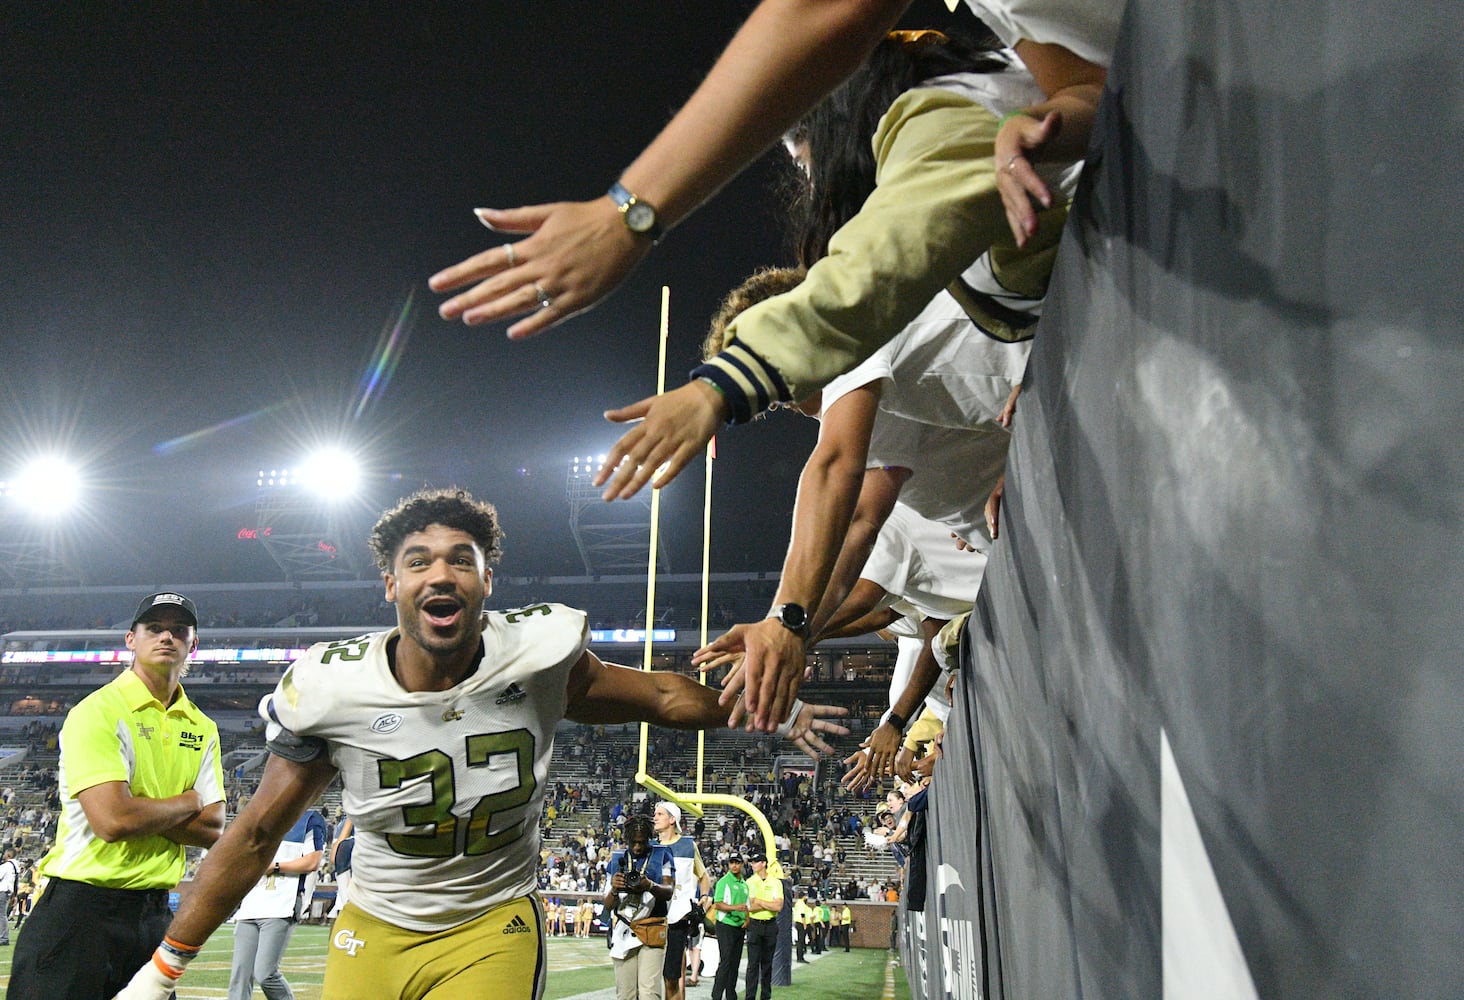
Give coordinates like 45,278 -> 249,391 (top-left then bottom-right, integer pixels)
690,343 -> 791,425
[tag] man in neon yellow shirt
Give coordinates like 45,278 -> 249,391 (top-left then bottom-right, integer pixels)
744,851 -> 784,1000
9,592 -> 225,999
792,893 -> 812,962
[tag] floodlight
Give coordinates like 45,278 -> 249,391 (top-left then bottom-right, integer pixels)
297,448 -> 361,500
9,456 -> 82,516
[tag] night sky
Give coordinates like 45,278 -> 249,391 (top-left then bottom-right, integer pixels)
1,2 -> 977,586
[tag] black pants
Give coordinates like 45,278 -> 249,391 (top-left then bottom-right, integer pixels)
744,919 -> 777,1000
795,922 -> 806,960
711,921 -> 745,1000
663,920 -> 690,983
7,877 -> 173,1000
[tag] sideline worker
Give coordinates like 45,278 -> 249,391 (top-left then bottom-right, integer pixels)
8,592 -> 225,999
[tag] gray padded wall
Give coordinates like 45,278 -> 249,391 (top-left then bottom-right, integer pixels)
907,1 -> 1464,997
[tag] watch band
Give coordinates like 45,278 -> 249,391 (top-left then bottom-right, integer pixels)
607,181 -> 664,243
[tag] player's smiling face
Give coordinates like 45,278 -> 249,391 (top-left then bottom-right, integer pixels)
384,524 -> 492,660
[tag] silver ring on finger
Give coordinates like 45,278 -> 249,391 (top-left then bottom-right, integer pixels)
534,283 -> 552,310
1005,155 -> 1021,174
503,243 -> 517,268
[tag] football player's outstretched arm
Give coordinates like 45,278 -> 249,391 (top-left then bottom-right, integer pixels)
116,752 -> 339,1000
564,650 -> 849,758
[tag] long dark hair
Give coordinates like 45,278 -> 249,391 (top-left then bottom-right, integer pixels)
784,28 -> 1005,268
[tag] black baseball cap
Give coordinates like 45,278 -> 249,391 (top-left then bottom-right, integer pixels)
746,849 -> 767,862
131,592 -> 198,628
727,853 -> 743,863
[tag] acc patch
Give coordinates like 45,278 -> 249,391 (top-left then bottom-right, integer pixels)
370,713 -> 404,734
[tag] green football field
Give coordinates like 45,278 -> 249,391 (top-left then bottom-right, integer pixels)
0,924 -> 911,999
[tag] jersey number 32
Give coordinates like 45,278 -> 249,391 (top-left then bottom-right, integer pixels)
377,729 -> 537,859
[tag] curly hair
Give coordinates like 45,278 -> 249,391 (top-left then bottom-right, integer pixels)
702,266 -> 808,360
367,487 -> 504,571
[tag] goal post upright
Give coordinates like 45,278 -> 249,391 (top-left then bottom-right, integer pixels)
630,286 -> 777,858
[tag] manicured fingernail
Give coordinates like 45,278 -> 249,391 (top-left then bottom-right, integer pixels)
473,208 -> 496,228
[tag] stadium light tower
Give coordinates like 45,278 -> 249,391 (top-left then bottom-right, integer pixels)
0,455 -> 86,585
565,452 -> 670,575
2,455 -> 83,517
249,447 -> 367,581
296,447 -> 362,502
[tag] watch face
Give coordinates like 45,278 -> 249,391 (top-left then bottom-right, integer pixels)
625,202 -> 657,233
779,604 -> 808,631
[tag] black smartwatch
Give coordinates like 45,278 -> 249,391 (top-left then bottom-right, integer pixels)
608,182 -> 663,243
771,602 -> 810,639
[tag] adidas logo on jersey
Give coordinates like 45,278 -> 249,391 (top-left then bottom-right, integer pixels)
495,682 -> 527,705
502,914 -> 532,934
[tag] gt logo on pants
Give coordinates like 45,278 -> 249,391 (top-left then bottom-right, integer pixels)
333,928 -> 367,956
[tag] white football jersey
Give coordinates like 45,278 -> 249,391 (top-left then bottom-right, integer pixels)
261,603 -> 588,931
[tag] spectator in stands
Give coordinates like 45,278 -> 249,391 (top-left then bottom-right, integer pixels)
691,272 -> 1023,726
116,490 -> 847,1000
597,31 -> 1077,708
11,592 -> 225,1000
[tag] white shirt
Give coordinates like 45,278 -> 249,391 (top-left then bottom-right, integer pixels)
860,502 -> 987,621
822,292 -> 1029,543
965,0 -> 1123,68
0,859 -> 18,894
261,604 -> 588,932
